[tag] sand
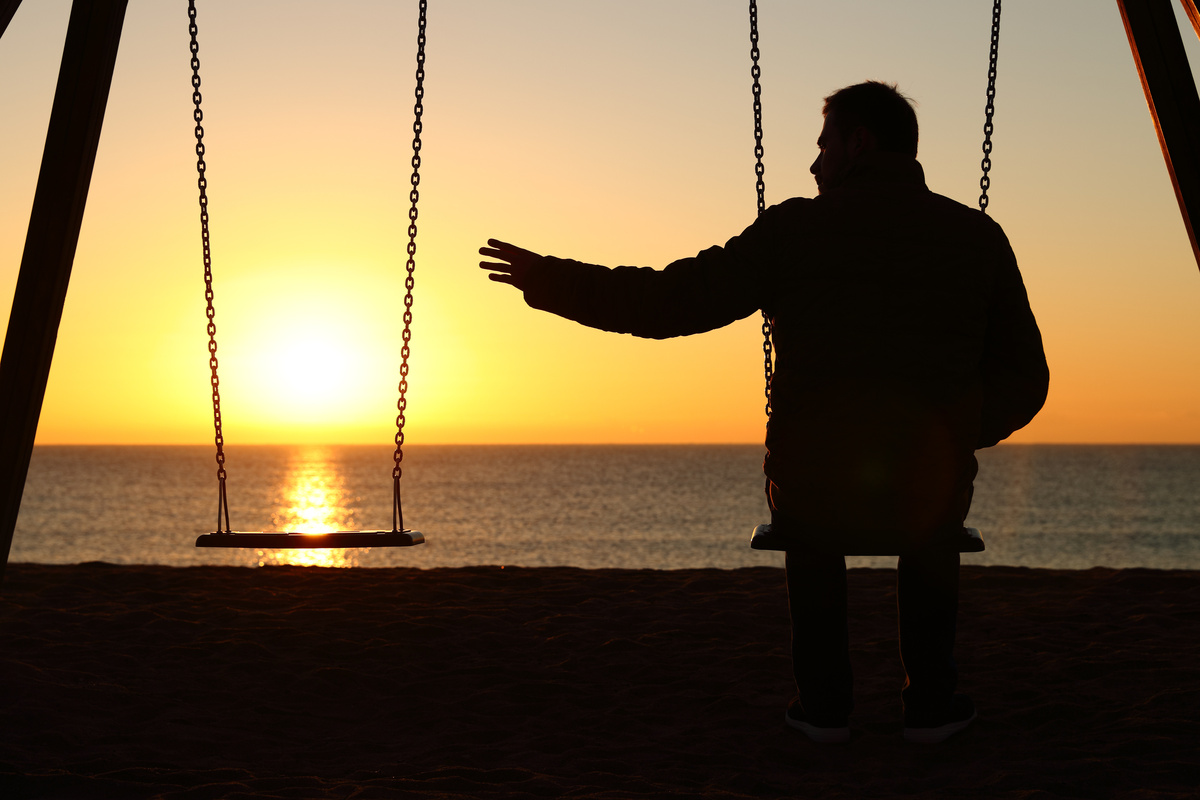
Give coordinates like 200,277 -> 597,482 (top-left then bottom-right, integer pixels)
0,563 -> 1197,799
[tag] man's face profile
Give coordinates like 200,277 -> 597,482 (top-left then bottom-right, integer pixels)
810,113 -> 851,195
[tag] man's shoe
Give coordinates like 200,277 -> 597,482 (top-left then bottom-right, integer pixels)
902,694 -> 976,743
785,698 -> 850,743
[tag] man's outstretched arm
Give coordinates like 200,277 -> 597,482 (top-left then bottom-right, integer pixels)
480,235 -> 764,339
477,202 -> 802,339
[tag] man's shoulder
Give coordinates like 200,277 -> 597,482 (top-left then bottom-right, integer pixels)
923,189 -> 1007,230
741,196 -> 816,239
768,196 -> 816,216
754,196 -> 818,231
917,192 -> 1018,268
923,188 -> 988,216
881,185 -> 1012,245
762,188 -> 1008,243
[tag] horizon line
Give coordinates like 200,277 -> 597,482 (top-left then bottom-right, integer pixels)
28,441 -> 1200,447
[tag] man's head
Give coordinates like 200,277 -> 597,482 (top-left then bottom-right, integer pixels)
810,81 -> 918,194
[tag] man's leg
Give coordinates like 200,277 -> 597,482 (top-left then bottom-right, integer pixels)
896,545 -> 960,717
785,548 -> 854,723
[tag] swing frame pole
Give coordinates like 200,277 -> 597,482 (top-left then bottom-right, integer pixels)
0,0 -> 129,584
1117,0 -> 1200,271
1,0 -> 24,39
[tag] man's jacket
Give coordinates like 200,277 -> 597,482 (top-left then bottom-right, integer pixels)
519,153 -> 1049,542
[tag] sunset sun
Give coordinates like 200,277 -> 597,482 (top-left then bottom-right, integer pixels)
212,269 -> 408,437
255,329 -> 360,417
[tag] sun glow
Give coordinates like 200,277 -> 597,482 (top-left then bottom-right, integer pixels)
258,447 -> 365,568
250,327 -> 366,418
213,264 -> 407,442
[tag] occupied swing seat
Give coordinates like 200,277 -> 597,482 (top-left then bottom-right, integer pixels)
749,522 -> 984,555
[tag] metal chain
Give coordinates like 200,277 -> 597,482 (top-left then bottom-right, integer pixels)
393,0 -> 427,533
979,0 -> 1001,213
749,0 -> 772,418
188,0 -> 229,534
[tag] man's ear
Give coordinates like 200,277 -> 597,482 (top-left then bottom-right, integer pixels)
848,126 -> 878,158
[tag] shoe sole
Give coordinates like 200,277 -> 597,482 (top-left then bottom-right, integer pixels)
902,709 -> 977,743
785,713 -> 851,744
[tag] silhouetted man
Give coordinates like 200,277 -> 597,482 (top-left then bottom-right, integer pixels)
480,82 -> 1048,744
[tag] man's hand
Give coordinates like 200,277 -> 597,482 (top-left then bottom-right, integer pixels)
479,239 -> 543,290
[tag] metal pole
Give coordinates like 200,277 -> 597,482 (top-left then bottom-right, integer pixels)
1178,0 -> 1200,40
0,0 -> 24,40
1118,0 -> 1200,271
0,0 -> 129,584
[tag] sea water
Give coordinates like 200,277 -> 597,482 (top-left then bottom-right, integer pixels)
9,444 -> 1200,570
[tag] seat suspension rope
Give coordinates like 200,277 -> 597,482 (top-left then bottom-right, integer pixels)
188,0 -> 229,535
393,0 -> 427,534
748,0 -> 772,418
979,0 -> 1001,213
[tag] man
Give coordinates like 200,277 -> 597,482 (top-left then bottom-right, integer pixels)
480,82 -> 1048,744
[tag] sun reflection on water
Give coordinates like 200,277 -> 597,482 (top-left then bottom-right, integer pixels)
257,448 -> 365,568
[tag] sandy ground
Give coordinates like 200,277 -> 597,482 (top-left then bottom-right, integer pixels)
1,563 -> 1198,799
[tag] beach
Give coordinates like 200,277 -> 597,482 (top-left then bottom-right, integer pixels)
1,563 -> 1197,799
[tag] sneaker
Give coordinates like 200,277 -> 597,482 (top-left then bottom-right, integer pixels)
785,698 -> 850,743
903,695 -> 976,743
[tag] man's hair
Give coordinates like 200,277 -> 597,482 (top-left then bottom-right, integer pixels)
822,81 -> 918,157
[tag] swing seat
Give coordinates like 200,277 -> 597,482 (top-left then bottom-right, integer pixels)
195,530 -> 424,549
749,523 -> 983,556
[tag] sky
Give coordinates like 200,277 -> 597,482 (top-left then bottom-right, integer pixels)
2,0 -> 1200,445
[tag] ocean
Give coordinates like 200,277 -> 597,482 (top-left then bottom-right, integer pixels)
8,444 -> 1200,570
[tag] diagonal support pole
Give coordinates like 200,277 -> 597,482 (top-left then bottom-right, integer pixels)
0,0 -> 128,585
0,0 -> 23,40
1117,0 -> 1200,271
0,0 -> 22,39
1178,0 -> 1200,39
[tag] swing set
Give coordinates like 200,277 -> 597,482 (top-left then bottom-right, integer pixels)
1,1 -> 1199,575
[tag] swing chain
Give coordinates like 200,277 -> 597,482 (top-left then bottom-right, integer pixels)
188,0 -> 229,534
393,0 -> 427,532
749,0 -> 772,418
750,1 -> 766,219
979,0 -> 1001,213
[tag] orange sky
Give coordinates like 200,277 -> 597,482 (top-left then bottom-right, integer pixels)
3,0 -> 1200,445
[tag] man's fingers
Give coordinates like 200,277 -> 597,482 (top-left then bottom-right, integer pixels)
480,238 -> 540,291
482,239 -> 539,260
486,238 -> 525,253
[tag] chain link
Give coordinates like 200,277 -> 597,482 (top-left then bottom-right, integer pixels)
188,0 -> 229,534
393,0 -> 427,533
979,0 -> 1001,213
749,0 -> 772,418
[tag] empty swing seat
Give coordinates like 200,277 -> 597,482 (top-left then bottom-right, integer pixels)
195,530 -> 424,549
750,523 -> 984,556
184,2 -> 430,557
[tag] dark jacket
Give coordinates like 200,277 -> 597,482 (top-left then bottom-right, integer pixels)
521,153 -> 1048,542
